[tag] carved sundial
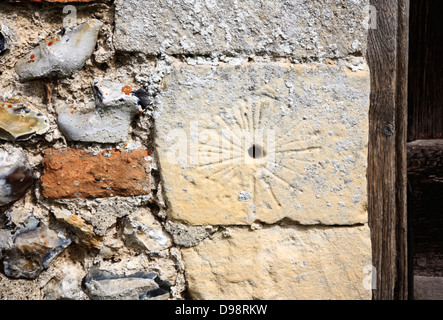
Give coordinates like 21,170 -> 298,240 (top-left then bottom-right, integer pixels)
196,99 -> 323,209
155,61 -> 370,226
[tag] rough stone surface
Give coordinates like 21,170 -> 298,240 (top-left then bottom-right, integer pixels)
42,263 -> 86,300
57,79 -> 142,143
40,148 -> 151,199
182,224 -> 372,300
121,208 -> 172,253
165,220 -> 217,247
0,98 -> 50,141
11,1 -> 96,2
2,224 -> 71,279
51,195 -> 153,237
15,19 -> 102,82
0,147 -> 34,205
83,269 -> 171,300
0,273 -> 41,300
4,194 -> 48,229
114,0 -> 369,58
156,61 -> 369,225
82,252 -> 183,298
0,230 -> 13,260
52,209 -> 102,249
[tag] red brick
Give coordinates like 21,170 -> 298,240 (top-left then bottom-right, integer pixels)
41,148 -> 151,199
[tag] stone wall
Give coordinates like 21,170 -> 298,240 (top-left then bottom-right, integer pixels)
0,0 -> 372,300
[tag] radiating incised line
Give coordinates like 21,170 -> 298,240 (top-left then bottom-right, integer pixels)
275,146 -> 322,154
197,155 -> 244,167
261,166 -> 294,188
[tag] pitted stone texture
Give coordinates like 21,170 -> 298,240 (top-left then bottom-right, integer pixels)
114,0 -> 369,58
156,61 -> 369,225
15,19 -> 102,82
0,273 -> 41,300
41,148 -> 150,199
182,224 -> 372,300
53,196 -> 153,237
165,220 -> 217,247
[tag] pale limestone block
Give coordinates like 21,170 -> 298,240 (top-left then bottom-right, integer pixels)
181,224 -> 372,300
156,61 -> 370,225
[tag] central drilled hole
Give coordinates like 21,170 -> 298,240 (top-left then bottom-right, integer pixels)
248,145 -> 264,159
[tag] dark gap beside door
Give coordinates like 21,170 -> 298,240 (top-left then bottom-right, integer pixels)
408,0 -> 443,300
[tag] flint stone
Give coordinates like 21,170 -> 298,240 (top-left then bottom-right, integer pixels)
114,0 -> 369,58
0,99 -> 50,141
42,264 -> 86,300
83,269 -> 171,300
0,230 -> 13,260
57,80 -> 141,143
2,225 -> 71,279
121,209 -> 172,252
0,148 -> 34,206
15,19 -> 102,82
53,209 -> 102,249
0,24 -> 8,56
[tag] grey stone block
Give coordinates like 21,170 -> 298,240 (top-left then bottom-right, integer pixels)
114,0 -> 369,58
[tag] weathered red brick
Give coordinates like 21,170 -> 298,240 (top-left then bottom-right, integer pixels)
41,148 -> 151,199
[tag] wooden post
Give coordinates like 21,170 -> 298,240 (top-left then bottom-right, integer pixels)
367,0 -> 410,300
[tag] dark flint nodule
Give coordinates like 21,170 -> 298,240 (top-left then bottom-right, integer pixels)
92,83 -> 104,103
2,225 -> 71,279
131,89 -> 151,110
6,166 -> 34,201
0,30 -> 7,56
0,149 -> 35,205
